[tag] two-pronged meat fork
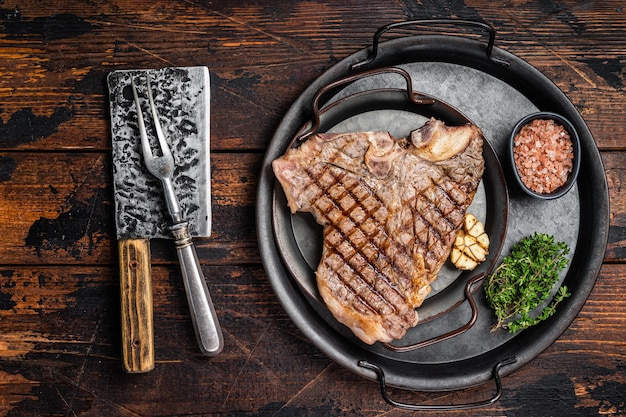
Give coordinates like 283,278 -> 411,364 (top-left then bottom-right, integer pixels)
131,74 -> 223,356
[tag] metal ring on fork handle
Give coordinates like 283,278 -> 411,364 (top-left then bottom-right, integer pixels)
358,357 -> 517,411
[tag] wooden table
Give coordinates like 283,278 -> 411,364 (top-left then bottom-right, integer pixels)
1,1 -> 624,416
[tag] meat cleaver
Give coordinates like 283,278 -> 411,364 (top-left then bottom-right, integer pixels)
108,67 -> 212,373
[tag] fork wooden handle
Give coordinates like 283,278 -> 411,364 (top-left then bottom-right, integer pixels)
119,238 -> 155,373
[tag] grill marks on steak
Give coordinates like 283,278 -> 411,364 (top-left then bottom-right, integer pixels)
273,118 -> 485,344
304,162 -> 423,343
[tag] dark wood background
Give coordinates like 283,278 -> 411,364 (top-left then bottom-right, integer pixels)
1,1 -> 625,416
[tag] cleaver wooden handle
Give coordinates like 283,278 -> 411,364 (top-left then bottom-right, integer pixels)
119,238 -> 155,373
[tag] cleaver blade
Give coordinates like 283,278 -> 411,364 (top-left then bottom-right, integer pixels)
108,66 -> 211,373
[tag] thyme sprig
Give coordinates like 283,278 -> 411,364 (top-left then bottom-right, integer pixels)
485,232 -> 571,333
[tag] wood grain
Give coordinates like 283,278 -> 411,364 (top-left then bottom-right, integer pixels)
0,150 -> 622,263
0,263 -> 624,415
118,238 -> 154,373
0,0 -> 625,415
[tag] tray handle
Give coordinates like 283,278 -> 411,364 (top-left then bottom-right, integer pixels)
351,19 -> 510,71
381,272 -> 485,353
293,66 -> 435,144
359,357 -> 517,411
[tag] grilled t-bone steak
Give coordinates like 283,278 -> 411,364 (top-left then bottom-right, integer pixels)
272,118 -> 485,344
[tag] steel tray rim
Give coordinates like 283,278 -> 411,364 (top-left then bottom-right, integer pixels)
256,33 -> 609,392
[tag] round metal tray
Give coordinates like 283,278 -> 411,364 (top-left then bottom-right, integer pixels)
272,86 -> 509,333
256,21 -> 609,397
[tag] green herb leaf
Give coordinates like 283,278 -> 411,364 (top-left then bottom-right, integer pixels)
484,232 -> 571,333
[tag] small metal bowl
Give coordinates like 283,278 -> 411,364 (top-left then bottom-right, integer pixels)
508,112 -> 581,200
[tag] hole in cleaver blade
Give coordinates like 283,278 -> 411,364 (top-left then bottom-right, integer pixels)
108,66 -> 212,240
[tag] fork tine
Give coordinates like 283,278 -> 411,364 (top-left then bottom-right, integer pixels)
131,77 -> 153,161
144,73 -> 173,160
132,73 -> 181,221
